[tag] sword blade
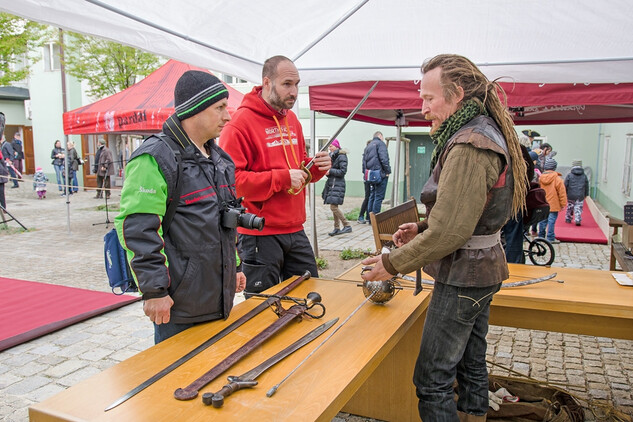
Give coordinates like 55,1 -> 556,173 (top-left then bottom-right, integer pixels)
240,317 -> 337,381
104,270 -> 311,411
202,317 -> 338,407
306,81 -> 379,170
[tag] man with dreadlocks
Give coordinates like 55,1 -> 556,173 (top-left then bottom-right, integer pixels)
362,54 -> 527,421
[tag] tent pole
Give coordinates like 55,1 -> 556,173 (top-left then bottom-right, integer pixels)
59,28 -> 71,234
310,110 -> 318,257
391,112 -> 404,207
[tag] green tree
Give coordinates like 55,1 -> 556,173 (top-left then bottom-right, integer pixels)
63,32 -> 162,98
0,13 -> 46,86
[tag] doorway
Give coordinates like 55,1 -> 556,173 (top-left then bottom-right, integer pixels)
406,134 -> 434,200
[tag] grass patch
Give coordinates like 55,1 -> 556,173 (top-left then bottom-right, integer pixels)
96,202 -> 120,211
315,256 -> 328,270
339,247 -> 372,260
326,207 -> 361,221
0,224 -> 32,235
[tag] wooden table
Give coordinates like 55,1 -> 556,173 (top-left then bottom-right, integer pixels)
609,217 -> 633,272
336,263 -> 633,341
29,275 -> 429,422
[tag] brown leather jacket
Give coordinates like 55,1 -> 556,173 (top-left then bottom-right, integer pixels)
386,116 -> 514,287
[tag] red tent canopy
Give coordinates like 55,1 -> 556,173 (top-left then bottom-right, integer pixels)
63,60 -> 244,134
309,81 -> 633,126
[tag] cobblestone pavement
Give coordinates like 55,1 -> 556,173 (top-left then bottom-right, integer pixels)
0,184 -> 631,421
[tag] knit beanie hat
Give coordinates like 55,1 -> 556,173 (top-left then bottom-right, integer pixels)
544,158 -> 558,171
572,159 -> 582,167
36,166 -> 42,172
175,71 -> 229,121
331,139 -> 340,149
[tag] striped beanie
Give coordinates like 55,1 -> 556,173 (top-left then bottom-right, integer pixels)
174,71 -> 229,120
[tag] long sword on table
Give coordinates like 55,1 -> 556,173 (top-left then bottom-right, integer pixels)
104,270 -> 312,411
202,317 -> 338,408
288,81 -> 379,195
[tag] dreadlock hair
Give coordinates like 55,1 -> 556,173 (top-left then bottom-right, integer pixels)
421,54 -> 527,219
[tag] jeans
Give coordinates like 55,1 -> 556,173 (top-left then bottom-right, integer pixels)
367,176 -> 388,215
502,213 -> 525,264
7,166 -> 18,187
538,211 -> 558,242
153,321 -> 196,344
54,164 -> 64,191
414,281 -> 500,421
72,171 -> 79,192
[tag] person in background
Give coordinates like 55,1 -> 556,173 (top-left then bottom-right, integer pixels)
528,150 -> 541,236
65,140 -> 80,196
2,135 -> 19,188
219,55 -> 331,294
0,113 -> 5,207
115,70 -> 244,343
535,142 -> 555,173
0,138 -> 8,208
521,129 -> 540,150
538,158 -> 567,243
363,131 -> 391,216
357,139 -> 372,224
502,145 -> 535,263
361,54 -> 527,421
564,159 -> 589,226
322,139 -> 352,236
94,138 -> 113,199
33,166 -> 48,199
51,140 -> 65,193
12,131 -> 24,176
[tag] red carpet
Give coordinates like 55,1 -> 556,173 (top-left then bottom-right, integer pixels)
554,201 -> 608,244
0,277 -> 140,352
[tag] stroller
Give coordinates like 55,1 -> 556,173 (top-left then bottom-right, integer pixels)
521,185 -> 555,266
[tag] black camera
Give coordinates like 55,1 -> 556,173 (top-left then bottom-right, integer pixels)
221,197 -> 265,231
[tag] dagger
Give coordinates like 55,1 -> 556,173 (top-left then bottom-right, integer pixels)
202,317 -> 338,408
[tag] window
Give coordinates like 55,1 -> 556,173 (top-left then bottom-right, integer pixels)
305,137 -> 330,153
622,134 -> 633,196
43,42 -> 61,71
602,135 -> 610,183
221,74 -> 247,84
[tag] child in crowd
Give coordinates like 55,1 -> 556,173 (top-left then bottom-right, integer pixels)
564,160 -> 590,226
538,158 -> 567,243
33,167 -> 48,199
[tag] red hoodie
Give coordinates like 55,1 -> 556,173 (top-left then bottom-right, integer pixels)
219,86 -> 325,235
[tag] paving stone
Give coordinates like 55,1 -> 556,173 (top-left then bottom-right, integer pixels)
43,359 -> 88,378
1,193 -> 632,420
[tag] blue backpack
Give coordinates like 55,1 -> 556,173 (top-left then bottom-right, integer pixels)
103,134 -> 182,295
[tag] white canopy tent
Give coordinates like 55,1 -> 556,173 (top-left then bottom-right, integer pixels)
2,0 -> 633,86
3,0 -> 633,252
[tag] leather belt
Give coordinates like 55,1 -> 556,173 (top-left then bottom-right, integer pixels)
460,231 -> 501,250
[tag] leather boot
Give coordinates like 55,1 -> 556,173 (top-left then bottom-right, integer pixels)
458,411 -> 486,422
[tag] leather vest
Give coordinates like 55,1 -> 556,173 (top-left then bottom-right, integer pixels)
420,115 -> 513,287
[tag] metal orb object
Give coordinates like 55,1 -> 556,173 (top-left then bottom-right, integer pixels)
360,279 -> 402,304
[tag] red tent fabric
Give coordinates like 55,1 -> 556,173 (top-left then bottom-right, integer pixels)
309,81 -> 633,126
63,60 -> 244,134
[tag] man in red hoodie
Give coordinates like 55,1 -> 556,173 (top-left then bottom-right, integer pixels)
219,55 -> 331,293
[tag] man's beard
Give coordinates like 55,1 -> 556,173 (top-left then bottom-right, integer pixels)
425,114 -> 441,134
269,85 -> 296,110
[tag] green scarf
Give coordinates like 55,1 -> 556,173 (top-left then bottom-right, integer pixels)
429,99 -> 486,170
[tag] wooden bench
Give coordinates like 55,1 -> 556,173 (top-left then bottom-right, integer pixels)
609,216 -> 633,272
369,198 -> 422,252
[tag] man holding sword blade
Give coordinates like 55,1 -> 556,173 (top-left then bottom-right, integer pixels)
220,55 -> 331,294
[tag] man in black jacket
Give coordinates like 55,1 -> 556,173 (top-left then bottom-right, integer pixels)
362,131 -> 391,216
115,71 -> 245,343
